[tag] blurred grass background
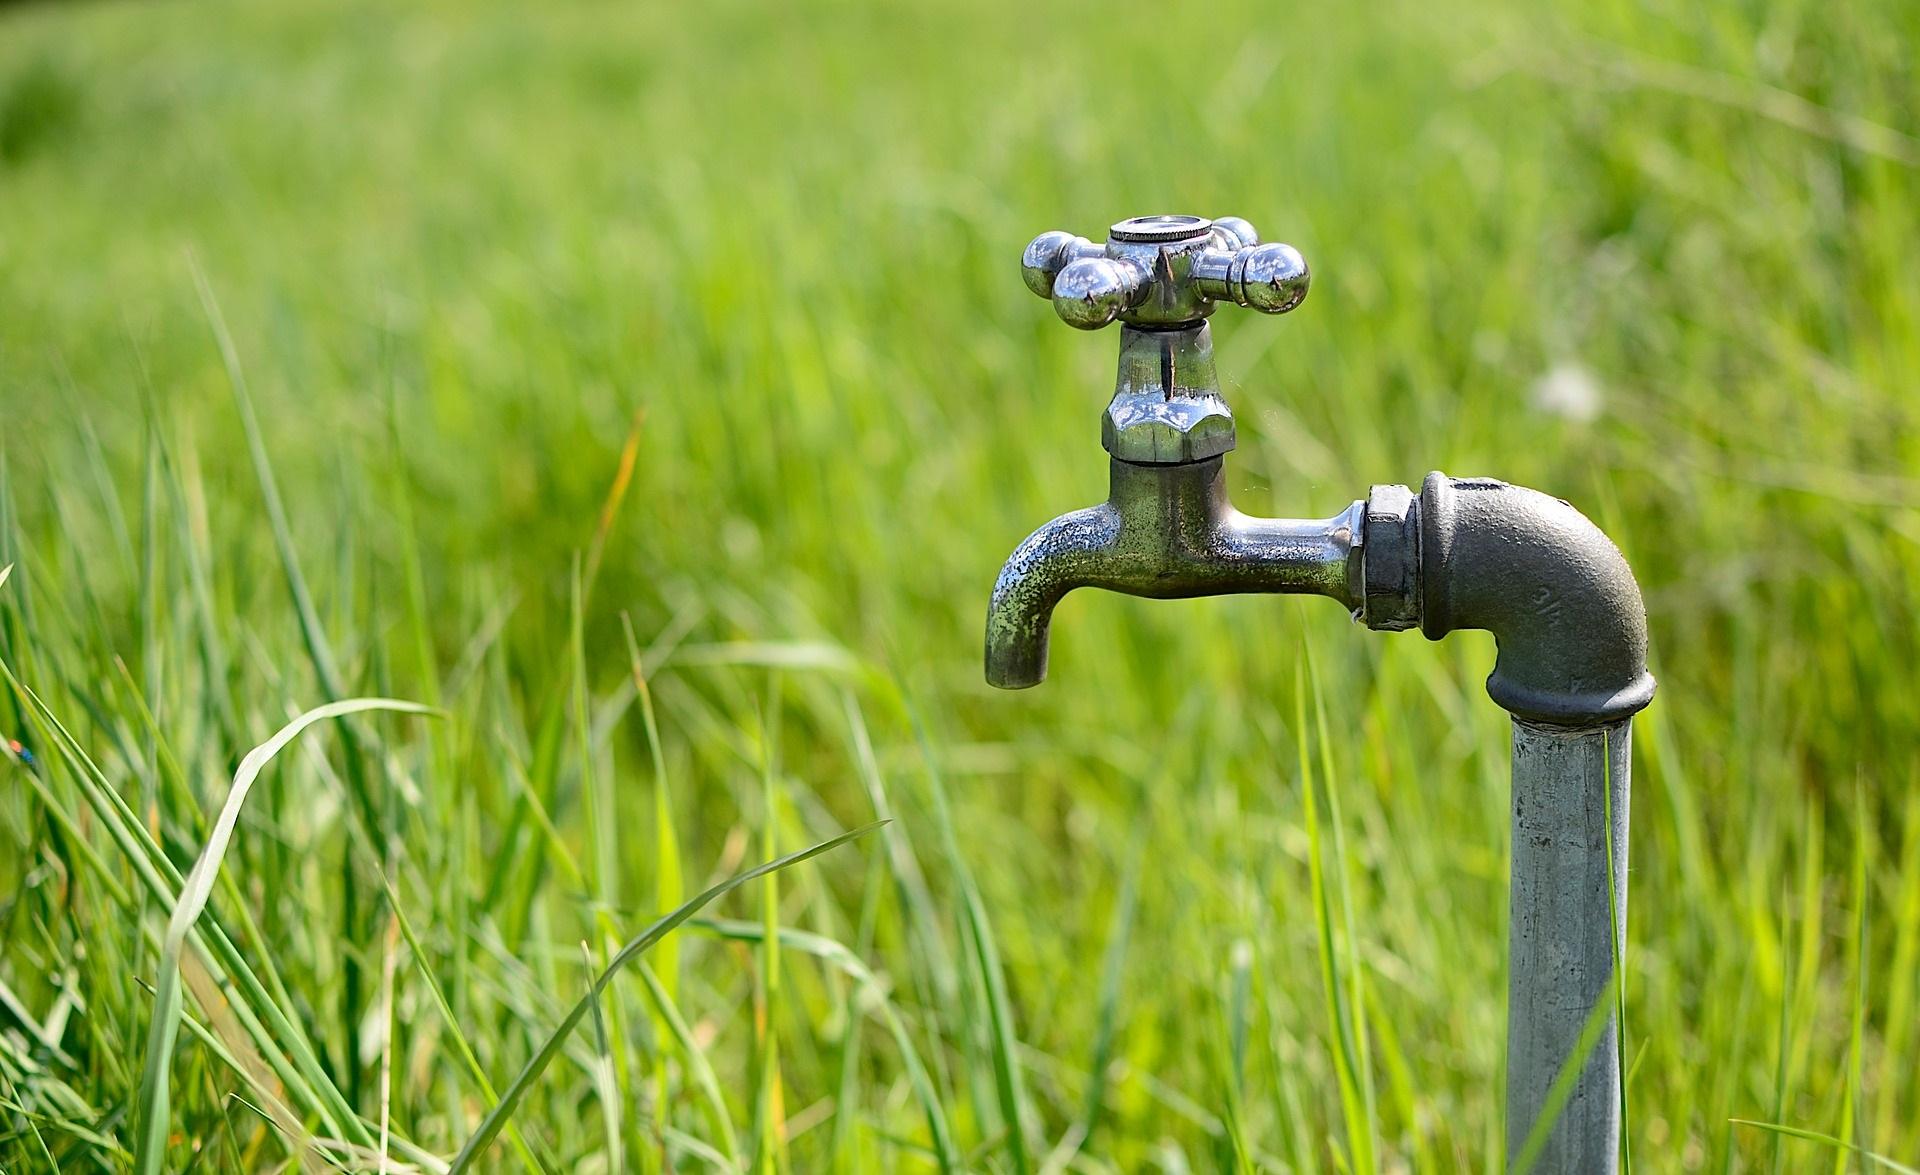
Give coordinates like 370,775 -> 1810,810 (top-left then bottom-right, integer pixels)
1,0 -> 1917,1168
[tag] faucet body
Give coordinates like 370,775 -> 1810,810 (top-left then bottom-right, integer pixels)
986,454 -> 1361,689
990,213 -> 1655,1172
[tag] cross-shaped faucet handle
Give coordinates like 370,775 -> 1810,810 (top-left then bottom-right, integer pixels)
1020,214 -> 1309,330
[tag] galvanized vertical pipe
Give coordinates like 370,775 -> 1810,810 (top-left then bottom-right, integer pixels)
1505,718 -> 1631,1172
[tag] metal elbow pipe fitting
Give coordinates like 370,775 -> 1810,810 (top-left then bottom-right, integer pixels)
1363,473 -> 1655,728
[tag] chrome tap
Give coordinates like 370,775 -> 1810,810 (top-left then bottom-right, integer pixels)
987,212 -> 1658,1173
986,213 -> 1363,689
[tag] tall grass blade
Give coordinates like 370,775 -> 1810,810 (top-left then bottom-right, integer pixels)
5,661 -> 370,1147
190,255 -> 387,1107
569,561 -> 636,1143
1729,1121 -> 1920,1175
581,942 -> 624,1175
1295,660 -> 1371,1173
754,671 -> 786,1175
1307,644 -> 1379,1161
372,868 -> 548,1174
581,407 -> 646,600
1041,842 -> 1138,1174
686,918 -> 956,1171
1874,789 -> 1920,1147
904,693 -> 1031,1173
636,962 -> 739,1167
621,612 -> 683,1165
132,697 -> 432,1175
1604,726 -> 1632,1173
446,822 -> 883,1173
1837,781 -> 1870,1172
1509,974 -> 1620,1175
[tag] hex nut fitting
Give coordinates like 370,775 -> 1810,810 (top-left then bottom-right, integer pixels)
1102,395 -> 1236,464
1361,483 -> 1420,630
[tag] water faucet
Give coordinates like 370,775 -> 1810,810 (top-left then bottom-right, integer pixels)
986,213 -> 1362,689
986,213 -> 1657,1172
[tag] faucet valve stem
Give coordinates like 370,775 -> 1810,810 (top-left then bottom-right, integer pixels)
1020,214 -> 1312,465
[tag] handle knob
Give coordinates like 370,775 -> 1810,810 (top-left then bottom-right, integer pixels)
1020,231 -> 1100,298
1191,241 -> 1310,315
1020,215 -> 1310,330
1051,257 -> 1151,330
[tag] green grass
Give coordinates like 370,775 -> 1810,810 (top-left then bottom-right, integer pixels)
1,0 -> 1917,1168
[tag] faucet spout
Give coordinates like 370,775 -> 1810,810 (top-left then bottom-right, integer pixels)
985,501 -> 1124,689
985,457 -> 1363,688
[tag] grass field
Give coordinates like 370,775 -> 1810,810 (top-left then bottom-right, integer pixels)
2,0 -> 1918,1169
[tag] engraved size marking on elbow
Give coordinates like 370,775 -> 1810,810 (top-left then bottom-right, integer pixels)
1530,584 -> 1564,626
